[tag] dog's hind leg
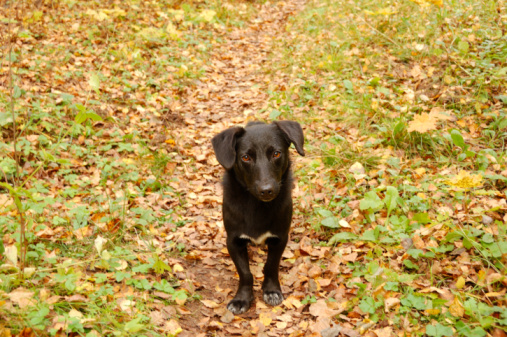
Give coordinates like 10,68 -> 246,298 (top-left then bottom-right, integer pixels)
262,237 -> 287,306
226,237 -> 254,314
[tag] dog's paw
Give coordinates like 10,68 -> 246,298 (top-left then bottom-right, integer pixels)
263,290 -> 284,306
227,299 -> 251,314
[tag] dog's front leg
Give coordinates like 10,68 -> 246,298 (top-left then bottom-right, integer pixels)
226,237 -> 254,314
262,237 -> 287,306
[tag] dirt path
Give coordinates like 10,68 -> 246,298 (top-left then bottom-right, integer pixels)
165,1 -> 321,336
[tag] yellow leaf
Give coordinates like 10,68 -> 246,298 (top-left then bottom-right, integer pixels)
429,0 -> 443,7
414,167 -> 426,178
166,22 -> 181,40
424,308 -> 440,315
259,312 -> 272,326
410,0 -> 443,7
199,9 -> 216,22
68,308 -> 84,320
168,9 -> 185,22
137,27 -> 165,40
407,113 -> 437,133
173,263 -> 184,272
456,276 -> 466,289
446,171 -> 483,189
102,8 -> 126,17
449,297 -> 464,317
364,7 -> 397,15
371,99 -> 379,111
85,9 -> 109,21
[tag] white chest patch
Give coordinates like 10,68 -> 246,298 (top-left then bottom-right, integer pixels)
239,232 -> 277,245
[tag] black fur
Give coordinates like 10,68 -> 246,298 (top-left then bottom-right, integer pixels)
211,120 -> 304,314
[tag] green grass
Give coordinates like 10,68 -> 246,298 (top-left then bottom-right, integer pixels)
267,0 -> 507,335
0,0 -> 259,335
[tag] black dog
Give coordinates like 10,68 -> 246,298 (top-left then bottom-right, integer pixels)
211,120 -> 304,314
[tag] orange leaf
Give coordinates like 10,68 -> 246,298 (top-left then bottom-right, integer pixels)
407,113 -> 437,133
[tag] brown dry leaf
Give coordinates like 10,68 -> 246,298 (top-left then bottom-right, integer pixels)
373,327 -> 394,337
429,107 -> 453,121
309,299 -> 341,318
342,252 -> 358,262
65,294 -> 88,303
276,321 -> 288,329
412,235 -> 425,249
486,272 -> 505,287
299,236 -> 314,255
220,311 -> 235,324
18,328 -> 35,337
410,65 -> 422,78
283,295 -> 303,310
201,299 -> 220,308
309,316 -> 332,333
492,328 -> 507,337
384,297 -> 400,312
485,289 -> 506,298
163,319 -> 183,335
149,310 -> 165,326
7,288 -> 36,309
407,113 -> 437,133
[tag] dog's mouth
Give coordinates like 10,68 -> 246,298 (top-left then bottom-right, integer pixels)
258,194 -> 277,202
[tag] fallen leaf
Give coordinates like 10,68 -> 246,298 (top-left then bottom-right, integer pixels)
309,299 -> 341,318
201,300 -> 220,308
7,288 -> 36,309
446,171 -> 483,189
449,297 -> 464,317
259,312 -> 272,326
283,296 -> 303,309
455,276 -> 466,289
349,162 -> 366,179
407,113 -> 437,133
373,327 -> 394,337
4,245 -> 17,265
163,319 -> 182,335
384,297 -> 400,312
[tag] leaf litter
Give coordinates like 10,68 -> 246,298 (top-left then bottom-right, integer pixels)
1,0 -> 507,336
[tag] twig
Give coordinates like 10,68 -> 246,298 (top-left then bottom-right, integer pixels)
359,18 -> 401,48
8,7 -> 19,181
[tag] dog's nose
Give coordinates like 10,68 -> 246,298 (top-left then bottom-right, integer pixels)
259,185 -> 274,196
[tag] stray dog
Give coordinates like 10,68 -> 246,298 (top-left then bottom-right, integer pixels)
211,120 -> 304,314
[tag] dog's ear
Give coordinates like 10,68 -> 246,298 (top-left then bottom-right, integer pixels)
274,121 -> 305,156
212,126 -> 245,169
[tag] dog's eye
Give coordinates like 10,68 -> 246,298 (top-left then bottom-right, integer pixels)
241,155 -> 251,162
273,151 -> 281,159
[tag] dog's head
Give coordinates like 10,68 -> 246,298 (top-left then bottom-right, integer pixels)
212,121 -> 304,202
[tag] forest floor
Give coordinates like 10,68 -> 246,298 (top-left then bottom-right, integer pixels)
0,0 -> 506,336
